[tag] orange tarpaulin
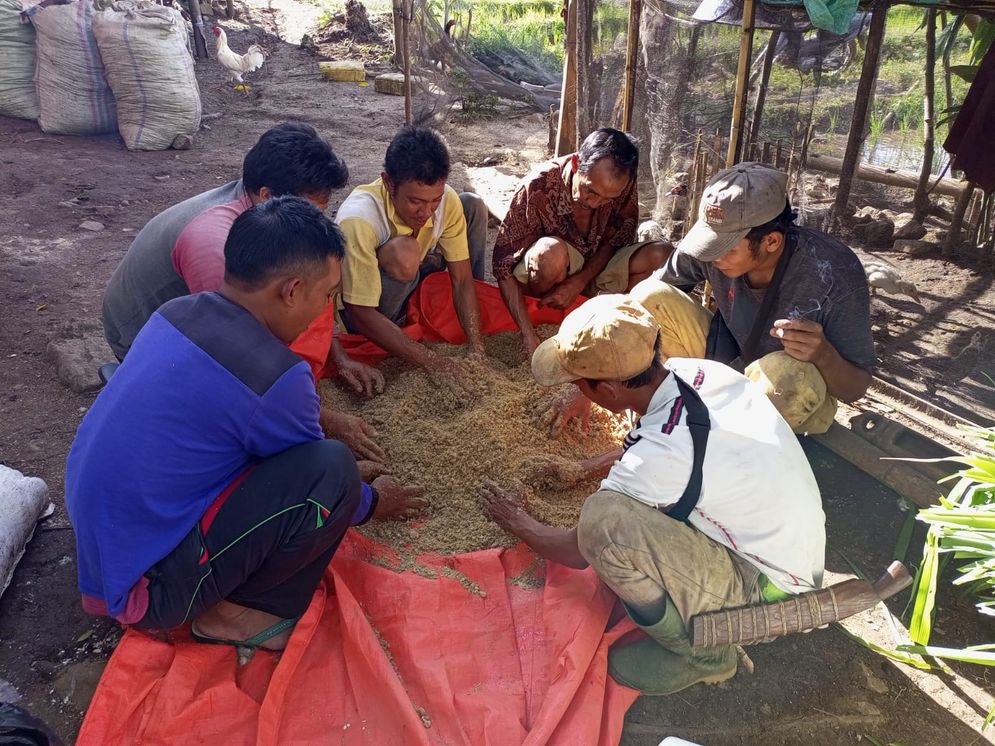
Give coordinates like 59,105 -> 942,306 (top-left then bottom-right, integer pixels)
289,272 -> 589,378
79,276 -> 640,744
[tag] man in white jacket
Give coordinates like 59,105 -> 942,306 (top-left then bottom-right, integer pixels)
480,294 -> 825,695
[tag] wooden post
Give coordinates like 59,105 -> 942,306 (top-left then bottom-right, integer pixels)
392,0 -> 404,67
831,1 -> 888,228
402,0 -> 412,125
575,0 -> 594,147
187,0 -> 209,60
621,0 -> 642,131
748,29 -> 780,156
556,0 -> 578,156
687,130 -> 704,237
774,139 -> 783,170
726,0 -> 756,167
913,9 -> 937,222
944,181 -> 976,257
761,141 -> 771,165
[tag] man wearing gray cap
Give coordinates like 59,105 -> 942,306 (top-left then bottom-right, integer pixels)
633,162 -> 875,433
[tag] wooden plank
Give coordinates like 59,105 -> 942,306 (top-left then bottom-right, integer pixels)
726,0 -> 756,167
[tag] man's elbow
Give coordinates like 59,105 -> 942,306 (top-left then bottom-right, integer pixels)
839,369 -> 872,403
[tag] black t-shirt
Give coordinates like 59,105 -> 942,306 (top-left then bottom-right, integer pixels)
656,225 -> 877,371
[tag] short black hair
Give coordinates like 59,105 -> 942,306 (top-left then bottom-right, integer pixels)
584,333 -> 663,389
242,122 -> 349,197
746,200 -> 797,258
225,195 -> 345,289
577,128 -> 639,181
384,125 -> 450,187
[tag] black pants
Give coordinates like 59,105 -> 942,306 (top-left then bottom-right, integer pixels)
134,440 -> 360,629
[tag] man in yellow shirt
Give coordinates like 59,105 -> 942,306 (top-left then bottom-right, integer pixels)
336,126 -> 487,397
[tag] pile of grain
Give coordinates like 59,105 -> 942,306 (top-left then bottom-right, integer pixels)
319,329 -> 625,555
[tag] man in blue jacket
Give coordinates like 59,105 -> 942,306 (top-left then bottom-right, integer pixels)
66,196 -> 425,650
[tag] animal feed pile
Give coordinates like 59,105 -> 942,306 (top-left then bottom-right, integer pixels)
320,330 -> 625,556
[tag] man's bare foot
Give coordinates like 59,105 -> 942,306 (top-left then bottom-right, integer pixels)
193,600 -> 293,650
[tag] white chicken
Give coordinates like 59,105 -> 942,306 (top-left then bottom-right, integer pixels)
212,25 -> 265,90
860,256 -> 921,304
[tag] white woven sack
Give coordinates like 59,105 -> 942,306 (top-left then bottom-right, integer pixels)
0,0 -> 39,120
30,0 -> 117,135
92,0 -> 201,151
0,464 -> 52,599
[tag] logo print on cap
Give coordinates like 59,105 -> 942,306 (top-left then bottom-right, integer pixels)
704,203 -> 725,225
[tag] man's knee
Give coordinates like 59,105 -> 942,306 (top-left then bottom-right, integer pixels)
628,241 -> 674,276
378,236 -> 421,282
524,237 -> 571,287
287,439 -> 361,516
577,490 -> 629,568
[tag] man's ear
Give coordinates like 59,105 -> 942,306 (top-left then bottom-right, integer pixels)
280,276 -> 304,306
381,171 -> 393,194
570,153 -> 579,170
591,379 -> 621,402
765,229 -> 785,255
257,186 -> 272,202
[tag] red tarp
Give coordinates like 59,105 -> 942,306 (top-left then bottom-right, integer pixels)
78,274 -> 639,745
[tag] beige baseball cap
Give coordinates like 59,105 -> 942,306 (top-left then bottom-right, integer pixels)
678,162 -> 789,262
531,294 -> 661,386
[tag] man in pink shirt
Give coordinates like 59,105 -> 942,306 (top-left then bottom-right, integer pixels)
102,122 -> 385,464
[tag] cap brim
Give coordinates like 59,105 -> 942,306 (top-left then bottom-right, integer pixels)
677,219 -> 748,262
531,337 -> 579,387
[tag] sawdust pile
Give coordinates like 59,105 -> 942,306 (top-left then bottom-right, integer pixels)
320,328 -> 626,555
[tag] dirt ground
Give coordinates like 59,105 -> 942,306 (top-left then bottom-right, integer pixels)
1,1 -> 994,743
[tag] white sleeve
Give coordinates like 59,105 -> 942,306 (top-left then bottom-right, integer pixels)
599,432 -> 692,510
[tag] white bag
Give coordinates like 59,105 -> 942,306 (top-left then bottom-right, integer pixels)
30,0 -> 117,135
0,465 -> 52,599
0,0 -> 39,120
93,0 -> 201,150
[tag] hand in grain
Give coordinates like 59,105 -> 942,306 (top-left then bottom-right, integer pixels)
523,455 -> 587,492
372,476 -> 428,521
539,388 -> 592,437
478,479 -> 528,533
337,356 -> 386,398
358,460 -> 389,482
424,353 -> 481,406
320,408 -> 387,463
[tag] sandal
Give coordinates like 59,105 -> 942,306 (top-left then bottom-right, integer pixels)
190,616 -> 299,650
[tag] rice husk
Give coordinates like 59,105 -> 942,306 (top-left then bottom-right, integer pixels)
319,328 -> 625,555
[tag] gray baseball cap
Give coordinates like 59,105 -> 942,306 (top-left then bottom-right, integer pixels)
678,162 -> 789,262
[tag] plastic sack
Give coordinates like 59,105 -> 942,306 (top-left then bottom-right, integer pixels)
30,0 -> 117,135
92,0 -> 201,151
0,465 -> 52,599
0,0 -> 39,120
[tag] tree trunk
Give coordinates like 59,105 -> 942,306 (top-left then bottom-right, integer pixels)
831,1 -> 888,228
556,0 -> 578,155
187,0 -> 209,60
574,0 -> 595,145
621,0 -> 642,131
392,0 -> 404,68
913,9 -> 937,222
402,0 -> 412,124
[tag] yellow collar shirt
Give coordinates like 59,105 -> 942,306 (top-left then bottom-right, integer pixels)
335,178 -> 470,307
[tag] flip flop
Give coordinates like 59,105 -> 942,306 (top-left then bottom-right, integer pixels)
190,616 -> 299,650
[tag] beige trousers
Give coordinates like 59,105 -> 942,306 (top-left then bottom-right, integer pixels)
513,240 -> 645,295
629,278 -> 838,434
577,490 -> 761,626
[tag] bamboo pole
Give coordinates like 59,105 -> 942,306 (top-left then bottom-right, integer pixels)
944,181 -> 977,257
913,9 -> 937,222
555,0 -> 578,156
831,0 -> 888,228
726,0 -> 756,167
621,0 -> 642,131
748,29 -> 780,156
402,0 -> 412,124
687,130 -> 704,239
